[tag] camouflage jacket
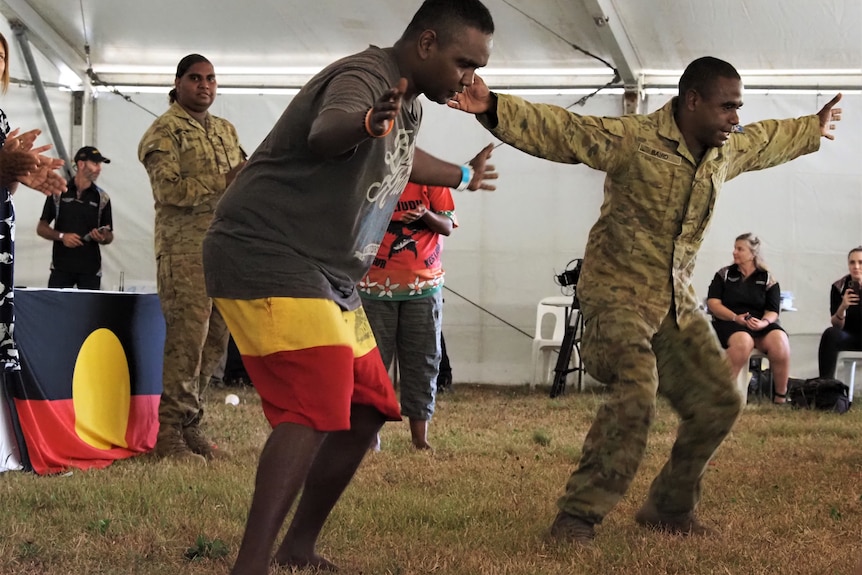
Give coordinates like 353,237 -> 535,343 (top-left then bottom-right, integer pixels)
138,103 -> 245,257
483,95 -> 820,328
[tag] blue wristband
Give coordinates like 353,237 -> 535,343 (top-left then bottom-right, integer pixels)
456,164 -> 474,191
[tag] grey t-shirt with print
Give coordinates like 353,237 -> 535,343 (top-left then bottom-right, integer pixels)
204,46 -> 421,310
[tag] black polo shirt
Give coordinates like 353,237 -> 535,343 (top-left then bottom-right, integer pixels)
707,264 -> 781,319
39,181 -> 112,275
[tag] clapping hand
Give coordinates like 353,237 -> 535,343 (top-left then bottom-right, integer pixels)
19,157 -> 67,196
0,129 -> 40,186
0,128 -> 66,195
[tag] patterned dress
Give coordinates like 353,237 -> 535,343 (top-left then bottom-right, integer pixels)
0,108 -> 20,372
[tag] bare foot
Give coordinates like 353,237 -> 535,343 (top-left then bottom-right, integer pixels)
273,553 -> 339,572
409,419 -> 432,450
411,438 -> 433,450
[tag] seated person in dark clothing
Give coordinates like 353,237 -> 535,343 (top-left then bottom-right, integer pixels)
817,246 -> 862,378
706,233 -> 790,404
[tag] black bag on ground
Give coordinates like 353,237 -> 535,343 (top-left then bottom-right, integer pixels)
788,377 -> 850,413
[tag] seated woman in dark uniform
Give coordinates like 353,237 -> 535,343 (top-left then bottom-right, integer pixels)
818,246 -> 862,377
706,233 -> 790,404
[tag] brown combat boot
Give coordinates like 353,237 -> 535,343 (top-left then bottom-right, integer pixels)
549,510 -> 596,544
183,425 -> 230,460
634,500 -> 714,536
154,424 -> 206,465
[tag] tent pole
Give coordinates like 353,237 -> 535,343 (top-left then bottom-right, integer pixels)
10,21 -> 72,180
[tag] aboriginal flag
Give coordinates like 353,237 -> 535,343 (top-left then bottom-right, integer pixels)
9,288 -> 163,475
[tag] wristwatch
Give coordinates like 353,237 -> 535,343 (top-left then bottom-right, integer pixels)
58,233 -> 64,241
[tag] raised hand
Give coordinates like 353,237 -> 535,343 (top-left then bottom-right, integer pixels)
447,75 -> 493,115
817,93 -> 842,140
4,128 -> 42,153
19,155 -> 67,196
466,143 -> 498,191
366,78 -> 408,137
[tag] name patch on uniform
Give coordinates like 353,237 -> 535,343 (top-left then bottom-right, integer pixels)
638,144 -> 682,166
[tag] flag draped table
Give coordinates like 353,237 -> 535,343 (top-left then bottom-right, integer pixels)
7,288 -> 164,475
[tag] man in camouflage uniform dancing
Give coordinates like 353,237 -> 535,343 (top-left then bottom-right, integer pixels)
451,56 -> 842,541
138,54 -> 246,463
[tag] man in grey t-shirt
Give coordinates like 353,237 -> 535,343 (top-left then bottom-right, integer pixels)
203,1 -> 498,573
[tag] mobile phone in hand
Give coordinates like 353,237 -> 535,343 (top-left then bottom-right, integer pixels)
83,226 -> 111,242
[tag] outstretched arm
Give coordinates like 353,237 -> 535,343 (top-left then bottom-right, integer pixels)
447,75 -> 494,116
817,93 -> 842,140
308,78 -> 408,159
409,144 -> 497,191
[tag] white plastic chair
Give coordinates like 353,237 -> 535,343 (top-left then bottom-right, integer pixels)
531,297 -> 570,388
834,351 -> 862,402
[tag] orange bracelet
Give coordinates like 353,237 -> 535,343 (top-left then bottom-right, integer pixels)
364,107 -> 393,138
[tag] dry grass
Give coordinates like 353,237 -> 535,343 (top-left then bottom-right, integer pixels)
1,384 -> 861,575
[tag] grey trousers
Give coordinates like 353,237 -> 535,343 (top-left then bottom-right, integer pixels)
362,290 -> 443,420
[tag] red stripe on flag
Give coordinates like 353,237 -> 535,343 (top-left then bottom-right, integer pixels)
14,395 -> 159,475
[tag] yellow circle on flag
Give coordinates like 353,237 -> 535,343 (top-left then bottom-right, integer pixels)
72,328 -> 131,450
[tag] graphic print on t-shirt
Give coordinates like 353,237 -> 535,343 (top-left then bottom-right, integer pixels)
354,129 -> 414,263
386,220 -> 422,259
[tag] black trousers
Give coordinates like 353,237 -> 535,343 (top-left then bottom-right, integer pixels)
818,326 -> 862,378
48,269 -> 100,290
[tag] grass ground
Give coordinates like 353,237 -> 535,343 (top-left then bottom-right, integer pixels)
1,384 -> 860,574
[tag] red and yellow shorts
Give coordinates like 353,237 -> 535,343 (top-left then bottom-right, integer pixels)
213,297 -> 402,431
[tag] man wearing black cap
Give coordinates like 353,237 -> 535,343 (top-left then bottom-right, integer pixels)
37,145 -> 114,289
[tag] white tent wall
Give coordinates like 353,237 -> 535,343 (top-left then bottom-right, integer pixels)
1,17 -> 859,386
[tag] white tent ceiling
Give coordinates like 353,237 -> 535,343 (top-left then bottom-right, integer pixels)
0,0 -> 859,92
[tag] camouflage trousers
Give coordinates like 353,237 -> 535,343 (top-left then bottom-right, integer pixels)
157,253 -> 229,427
558,306 -> 743,524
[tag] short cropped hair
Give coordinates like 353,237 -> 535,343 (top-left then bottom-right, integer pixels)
402,0 -> 494,44
169,54 -> 212,104
848,246 -> 862,260
678,56 -> 740,98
